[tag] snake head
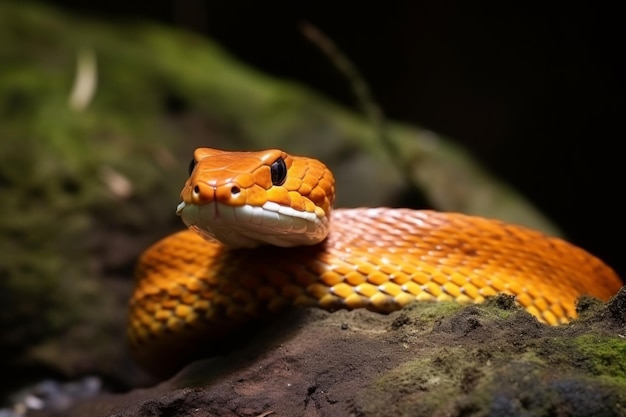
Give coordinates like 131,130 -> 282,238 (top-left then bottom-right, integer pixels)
176,148 -> 335,249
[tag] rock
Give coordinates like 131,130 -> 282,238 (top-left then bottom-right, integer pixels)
49,292 -> 626,417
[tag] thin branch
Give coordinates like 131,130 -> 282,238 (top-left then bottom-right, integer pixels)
299,22 -> 411,182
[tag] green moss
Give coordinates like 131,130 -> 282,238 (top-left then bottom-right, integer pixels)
365,337 -> 626,417
572,335 -> 626,380
402,299 -> 466,322
364,349 -> 471,416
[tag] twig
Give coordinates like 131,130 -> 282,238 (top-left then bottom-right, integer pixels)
299,22 -> 411,183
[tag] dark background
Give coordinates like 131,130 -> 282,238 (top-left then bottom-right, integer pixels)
41,1 -> 624,278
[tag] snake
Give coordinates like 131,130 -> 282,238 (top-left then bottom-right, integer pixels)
128,147 -> 623,375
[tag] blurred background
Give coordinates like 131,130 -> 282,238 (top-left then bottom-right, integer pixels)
46,0 -> 623,271
0,0 -> 623,411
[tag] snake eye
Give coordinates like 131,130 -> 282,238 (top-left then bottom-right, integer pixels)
188,158 -> 196,176
270,157 -> 287,186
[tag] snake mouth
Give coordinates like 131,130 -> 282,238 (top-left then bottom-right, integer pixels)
176,201 -> 329,249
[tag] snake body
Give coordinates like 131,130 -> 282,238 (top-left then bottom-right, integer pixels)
128,148 -> 622,375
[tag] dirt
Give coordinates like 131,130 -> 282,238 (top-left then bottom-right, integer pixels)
33,289 -> 626,417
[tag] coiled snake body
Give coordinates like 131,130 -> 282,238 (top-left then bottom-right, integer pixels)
128,148 -> 622,374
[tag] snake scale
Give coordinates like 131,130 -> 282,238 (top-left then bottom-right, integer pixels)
128,148 -> 623,375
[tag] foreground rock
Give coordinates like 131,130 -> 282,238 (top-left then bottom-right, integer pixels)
37,289 -> 626,417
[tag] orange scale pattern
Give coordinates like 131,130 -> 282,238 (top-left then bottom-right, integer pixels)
129,149 -> 623,376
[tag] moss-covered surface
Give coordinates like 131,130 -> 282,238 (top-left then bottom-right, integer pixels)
51,290 -> 626,417
362,315 -> 626,417
564,335 -> 626,382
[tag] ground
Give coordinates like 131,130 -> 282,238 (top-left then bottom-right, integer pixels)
35,290 -> 626,417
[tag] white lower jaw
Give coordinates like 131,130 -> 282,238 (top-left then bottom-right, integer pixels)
176,201 -> 329,249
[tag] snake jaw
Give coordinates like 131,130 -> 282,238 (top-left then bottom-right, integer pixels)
175,148 -> 334,249
177,200 -> 329,249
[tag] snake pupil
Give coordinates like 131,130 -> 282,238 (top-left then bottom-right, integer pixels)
270,158 -> 287,186
188,158 -> 197,176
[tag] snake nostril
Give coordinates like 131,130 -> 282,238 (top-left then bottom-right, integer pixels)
231,186 -> 240,195
193,185 -> 200,195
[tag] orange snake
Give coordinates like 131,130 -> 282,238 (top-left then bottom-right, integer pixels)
128,148 -> 623,375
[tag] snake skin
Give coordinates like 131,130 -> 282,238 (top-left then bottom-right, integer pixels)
128,149 -> 623,375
